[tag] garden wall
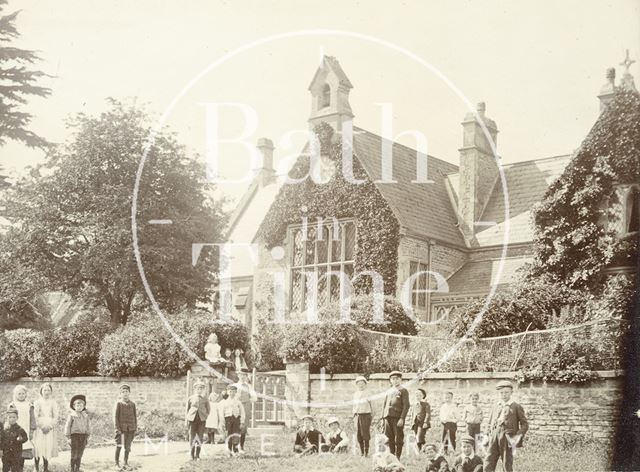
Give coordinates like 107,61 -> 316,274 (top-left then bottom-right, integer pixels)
286,363 -> 622,442
0,376 -> 187,418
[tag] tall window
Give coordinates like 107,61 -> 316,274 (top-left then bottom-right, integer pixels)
409,260 -> 429,310
289,220 -> 356,312
321,84 -> 331,108
625,186 -> 639,234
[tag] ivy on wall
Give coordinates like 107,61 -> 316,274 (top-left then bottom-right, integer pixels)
530,88 -> 640,289
258,122 -> 400,295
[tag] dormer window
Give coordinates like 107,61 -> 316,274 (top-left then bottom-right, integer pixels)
321,84 -> 331,108
625,186 -> 639,234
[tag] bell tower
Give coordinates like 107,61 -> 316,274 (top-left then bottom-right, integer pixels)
308,56 -> 354,132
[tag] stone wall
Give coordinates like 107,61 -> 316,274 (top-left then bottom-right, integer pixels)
286,364 -> 621,442
0,377 -> 187,418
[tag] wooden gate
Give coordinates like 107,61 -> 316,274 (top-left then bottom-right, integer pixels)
251,370 -> 286,427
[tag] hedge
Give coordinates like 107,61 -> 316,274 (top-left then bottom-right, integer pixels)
0,329 -> 43,380
98,312 -> 250,377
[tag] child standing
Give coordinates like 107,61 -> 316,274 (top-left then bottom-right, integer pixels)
220,385 -> 245,456
33,383 -> 59,472
236,369 -> 257,453
205,390 -> 222,445
408,388 -> 431,453
352,376 -> 372,456
8,385 -> 36,471
326,417 -> 349,453
463,393 -> 483,444
1,405 -> 28,472
64,395 -> 90,472
439,391 -> 459,453
185,379 -> 210,460
113,383 -> 137,470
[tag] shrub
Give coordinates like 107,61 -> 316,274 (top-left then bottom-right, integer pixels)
29,318 -> 112,377
253,321 -> 286,371
319,295 -> 417,335
448,273 -> 585,339
98,312 -> 250,377
278,323 -> 367,373
0,329 -> 43,380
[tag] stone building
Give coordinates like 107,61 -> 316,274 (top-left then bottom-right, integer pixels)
224,55 -> 638,333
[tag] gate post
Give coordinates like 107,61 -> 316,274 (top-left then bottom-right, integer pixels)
284,362 -> 310,428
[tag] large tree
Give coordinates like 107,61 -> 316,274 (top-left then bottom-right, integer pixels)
0,0 -> 50,148
0,99 -> 227,325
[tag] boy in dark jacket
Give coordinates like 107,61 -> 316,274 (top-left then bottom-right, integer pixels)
1,406 -> 28,472
453,435 -> 483,472
113,383 -> 137,470
381,371 -> 410,459
409,388 -> 431,452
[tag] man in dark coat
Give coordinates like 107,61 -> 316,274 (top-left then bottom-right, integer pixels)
381,370 -> 410,459
483,381 -> 528,472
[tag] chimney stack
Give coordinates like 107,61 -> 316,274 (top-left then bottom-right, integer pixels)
255,138 -> 275,187
598,68 -> 616,112
457,102 -> 500,245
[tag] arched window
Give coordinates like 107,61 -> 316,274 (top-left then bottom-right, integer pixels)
626,186 -> 639,233
321,84 -> 331,108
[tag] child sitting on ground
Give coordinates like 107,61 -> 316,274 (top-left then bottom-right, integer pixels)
326,417 -> 349,453
452,435 -> 483,472
372,450 -> 405,472
293,415 -> 325,456
424,443 -> 449,472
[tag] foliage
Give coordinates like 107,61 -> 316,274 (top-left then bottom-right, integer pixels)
278,322 -> 367,374
0,0 -> 51,148
137,410 -> 187,441
448,273 -> 585,339
0,328 -> 42,380
252,320 -> 286,372
319,294 -> 417,335
0,99 -> 227,325
29,317 -> 113,377
98,311 -> 250,377
258,122 -> 400,295
530,88 -> 640,289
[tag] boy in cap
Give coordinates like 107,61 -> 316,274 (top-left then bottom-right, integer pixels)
186,379 -> 210,460
64,395 -> 91,472
352,375 -> 372,456
220,384 -> 245,456
1,405 -> 28,472
381,371 -> 410,459
326,417 -> 349,453
113,383 -> 137,470
409,388 -> 431,453
483,381 -> 528,472
235,368 -> 257,453
424,443 -> 449,472
453,435 -> 483,472
293,415 -> 325,456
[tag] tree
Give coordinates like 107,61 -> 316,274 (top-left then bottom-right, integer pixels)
0,99 -> 227,325
0,0 -> 50,148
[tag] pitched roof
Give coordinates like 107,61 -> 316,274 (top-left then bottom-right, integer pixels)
441,256 -> 532,295
353,128 -> 466,247
308,55 -> 353,90
447,154 -> 572,247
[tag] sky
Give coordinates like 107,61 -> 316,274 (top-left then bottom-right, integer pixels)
2,0 -> 639,203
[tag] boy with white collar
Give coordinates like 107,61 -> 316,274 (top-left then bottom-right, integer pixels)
483,381 -> 528,472
453,435 -> 483,472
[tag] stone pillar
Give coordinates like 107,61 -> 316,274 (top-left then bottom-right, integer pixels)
284,362 -> 310,427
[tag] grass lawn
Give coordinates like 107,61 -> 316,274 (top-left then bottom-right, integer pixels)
179,431 -> 610,472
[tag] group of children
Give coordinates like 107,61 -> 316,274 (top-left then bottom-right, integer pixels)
294,373 -> 528,472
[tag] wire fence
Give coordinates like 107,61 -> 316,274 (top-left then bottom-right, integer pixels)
358,317 -> 626,373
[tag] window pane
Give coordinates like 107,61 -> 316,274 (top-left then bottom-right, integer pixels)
291,270 -> 303,311
317,227 -> 329,263
317,266 -> 328,307
418,267 -> 426,308
305,227 -> 317,265
628,188 -> 639,233
331,228 -> 342,262
329,265 -> 342,302
293,229 -> 304,266
344,223 -> 356,260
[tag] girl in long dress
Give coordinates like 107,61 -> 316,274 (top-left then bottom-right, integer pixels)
33,383 -> 59,472
8,385 -> 36,471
